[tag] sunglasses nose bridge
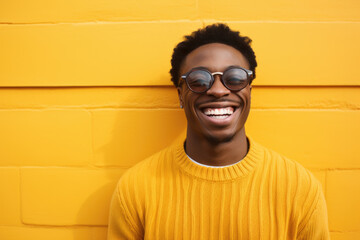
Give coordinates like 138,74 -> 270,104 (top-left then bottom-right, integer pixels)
206,72 -> 230,97
210,72 -> 224,84
211,72 -> 223,78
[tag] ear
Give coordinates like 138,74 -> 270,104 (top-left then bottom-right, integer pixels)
177,87 -> 184,108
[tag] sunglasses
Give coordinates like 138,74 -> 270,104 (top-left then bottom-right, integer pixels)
180,66 -> 253,93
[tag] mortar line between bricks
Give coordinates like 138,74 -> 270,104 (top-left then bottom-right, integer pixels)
0,19 -> 202,26
0,225 -> 108,229
325,168 -> 360,171
314,168 -> 360,171
1,20 -> 359,26
0,107 -> 180,110
4,166 -> 360,170
0,107 -> 359,111
15,166 -> 129,169
225,20 -> 360,24
251,108 -> 360,111
19,223 -> 108,228
0,86 -> 359,89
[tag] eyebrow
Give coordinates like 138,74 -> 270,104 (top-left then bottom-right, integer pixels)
189,65 -> 243,72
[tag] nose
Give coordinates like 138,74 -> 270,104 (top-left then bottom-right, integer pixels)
206,75 -> 230,98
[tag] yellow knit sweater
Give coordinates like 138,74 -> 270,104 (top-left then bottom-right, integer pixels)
108,138 -> 330,239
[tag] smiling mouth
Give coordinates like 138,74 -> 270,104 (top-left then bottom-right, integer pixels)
202,107 -> 235,119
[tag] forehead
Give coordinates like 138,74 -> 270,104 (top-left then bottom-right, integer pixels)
181,43 -> 250,74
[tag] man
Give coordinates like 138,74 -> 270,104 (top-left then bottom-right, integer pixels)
108,24 -> 330,239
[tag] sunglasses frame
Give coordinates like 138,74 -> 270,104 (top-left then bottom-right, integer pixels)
180,66 -> 253,93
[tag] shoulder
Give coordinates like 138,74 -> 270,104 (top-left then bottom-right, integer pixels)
260,142 -> 320,188
117,143 -> 178,193
253,140 -> 327,228
252,140 -> 323,204
108,145 -> 179,239
111,144 -> 179,226
254,140 -> 325,225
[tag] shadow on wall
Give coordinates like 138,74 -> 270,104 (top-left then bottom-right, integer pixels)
75,102 -> 187,239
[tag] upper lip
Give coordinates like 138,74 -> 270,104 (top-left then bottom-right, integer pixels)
197,99 -> 240,110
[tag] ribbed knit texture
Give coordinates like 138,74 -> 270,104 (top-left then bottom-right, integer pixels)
107,138 -> 330,240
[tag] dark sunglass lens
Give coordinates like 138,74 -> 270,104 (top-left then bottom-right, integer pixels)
187,70 -> 212,92
223,68 -> 248,90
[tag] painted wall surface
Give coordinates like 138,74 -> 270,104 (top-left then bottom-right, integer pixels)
0,0 -> 359,239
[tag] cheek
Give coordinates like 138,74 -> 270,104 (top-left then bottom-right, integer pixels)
183,94 -> 196,113
182,91 -> 200,119
182,88 -> 196,106
243,93 -> 251,105
241,87 -> 251,104
238,89 -> 251,114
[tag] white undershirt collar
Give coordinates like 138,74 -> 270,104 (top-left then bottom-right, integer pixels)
185,153 -> 240,168
183,138 -> 249,168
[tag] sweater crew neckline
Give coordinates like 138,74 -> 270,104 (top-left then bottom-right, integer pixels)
174,137 -> 264,182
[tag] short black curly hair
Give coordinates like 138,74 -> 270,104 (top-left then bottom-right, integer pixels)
170,23 -> 257,87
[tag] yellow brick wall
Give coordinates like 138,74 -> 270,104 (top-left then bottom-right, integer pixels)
0,1 -> 359,239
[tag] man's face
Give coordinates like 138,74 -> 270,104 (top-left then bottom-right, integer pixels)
178,43 -> 252,144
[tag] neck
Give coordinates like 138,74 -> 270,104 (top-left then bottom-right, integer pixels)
185,128 -> 248,166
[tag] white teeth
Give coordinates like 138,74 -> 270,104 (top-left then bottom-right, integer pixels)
203,107 -> 234,117
211,115 -> 228,119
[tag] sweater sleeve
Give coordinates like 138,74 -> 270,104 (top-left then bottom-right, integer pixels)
297,183 -> 330,240
107,182 -> 143,240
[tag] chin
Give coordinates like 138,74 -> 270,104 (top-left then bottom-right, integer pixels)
205,132 -> 236,145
